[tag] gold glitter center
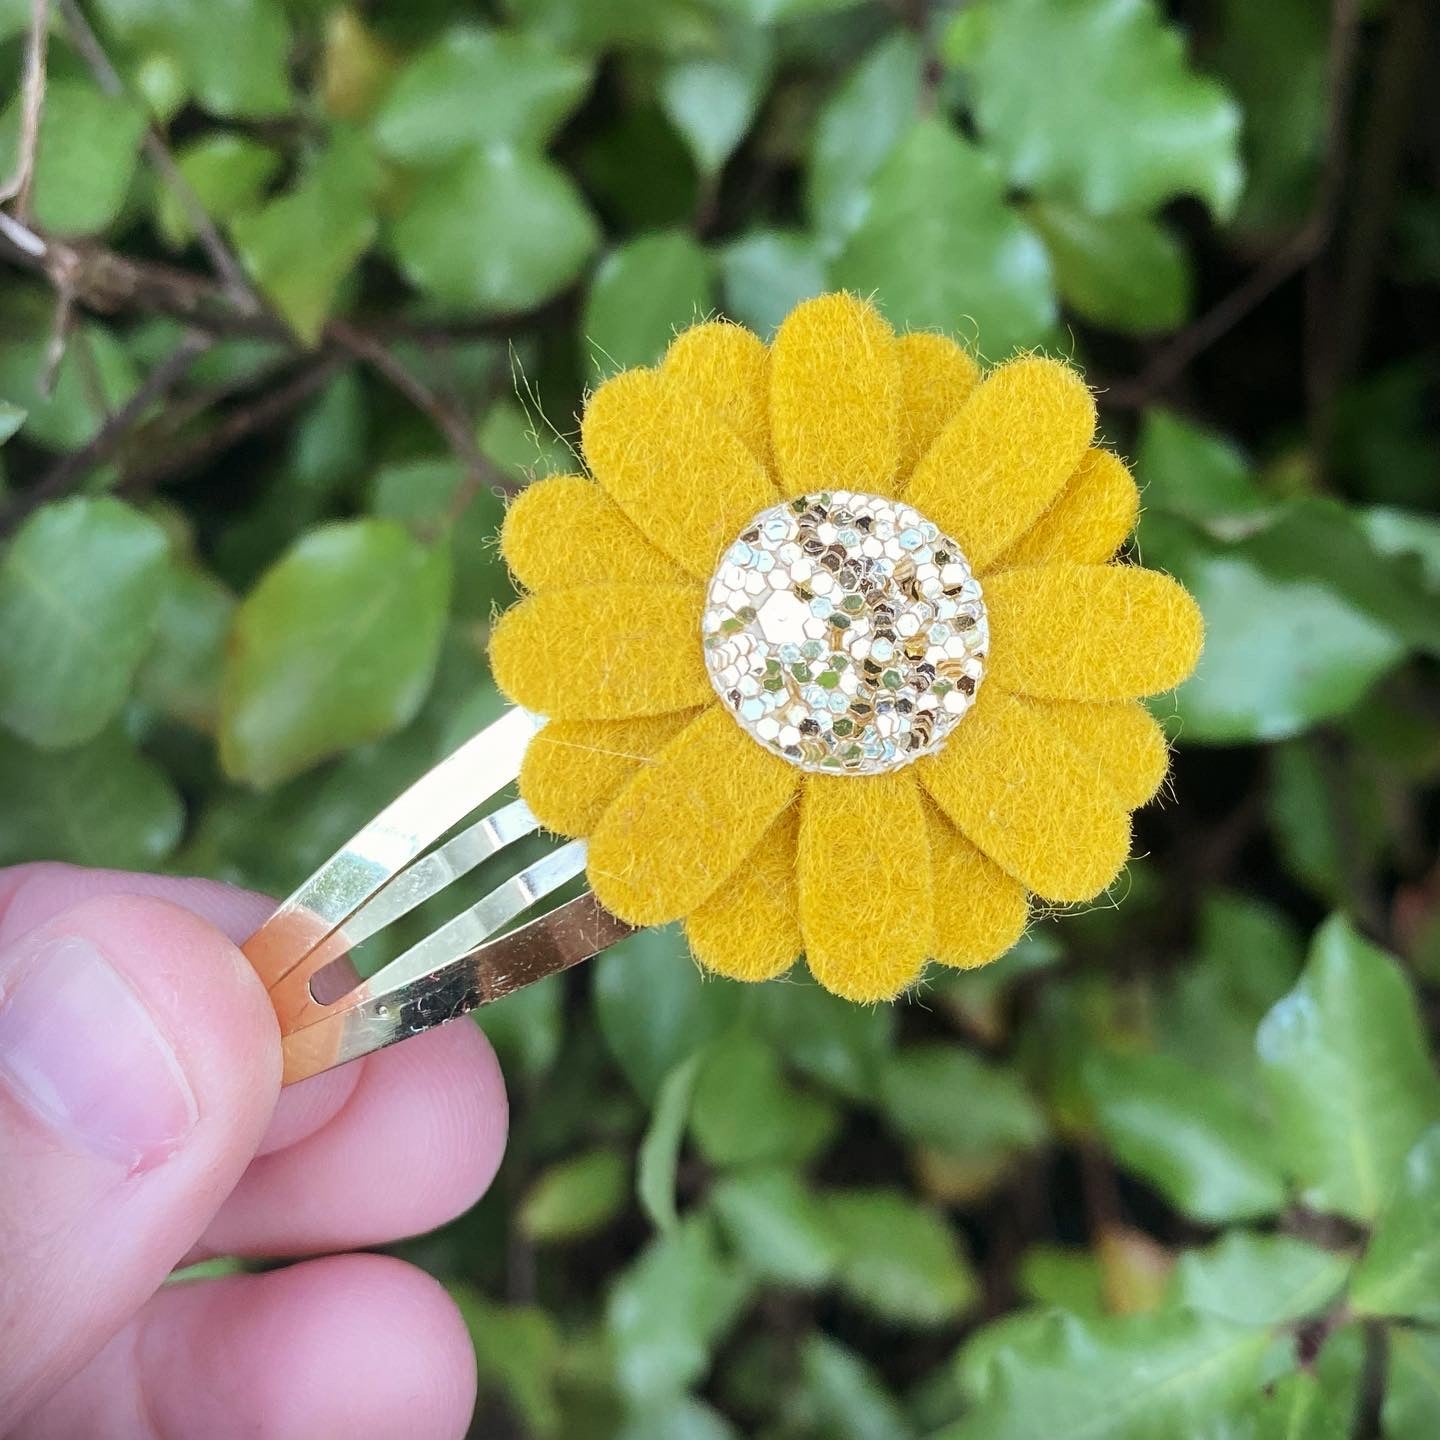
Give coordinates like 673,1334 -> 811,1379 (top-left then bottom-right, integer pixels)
701,491 -> 988,775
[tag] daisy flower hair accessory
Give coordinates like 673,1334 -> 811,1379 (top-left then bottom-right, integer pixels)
491,293 -> 1203,1003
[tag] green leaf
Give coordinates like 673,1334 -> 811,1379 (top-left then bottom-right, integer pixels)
945,0 -> 1244,219
1257,916 -> 1440,1222
936,1309 -> 1269,1440
593,925 -> 745,1100
520,1146 -> 629,1243
583,231 -> 716,376
220,518 -> 451,788
1029,205 -> 1190,335
824,1188 -> 977,1326
1136,409 -> 1267,532
1168,1233 -> 1350,1327
807,31 -> 923,247
156,133 -> 281,248
1351,1127 -> 1440,1321
136,562 -> 235,733
480,399 -> 575,484
1234,1326 -> 1364,1440
639,1052 -> 703,1233
710,1166 -> 839,1287
0,726 -> 183,870
0,78 -> 145,235
691,1030 -> 837,1169
0,321 -> 137,452
756,971 -> 895,1101
1018,1246 -> 1106,1319
1086,1049 -> 1286,1223
368,457 -> 513,621
717,229 -> 828,337
389,147 -> 599,313
878,1044 -> 1046,1161
1385,1329 -> 1440,1440
374,26 -> 592,159
450,1286 -> 562,1440
475,973 -> 565,1080
1143,513 -> 1406,744
833,118 -> 1055,359
0,498 -> 170,748
617,1397 -> 739,1440
607,1215 -> 751,1403
793,1335 -> 915,1440
0,401 -> 24,445
231,131 -> 379,343
659,29 -> 770,177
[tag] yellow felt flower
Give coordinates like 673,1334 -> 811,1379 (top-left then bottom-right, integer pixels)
491,293 -> 1202,1002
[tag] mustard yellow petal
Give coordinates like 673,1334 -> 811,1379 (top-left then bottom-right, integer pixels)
582,368 -> 777,578
490,583 -> 710,719
919,688 -> 1130,903
895,331 -> 981,481
588,706 -> 798,926
924,803 -> 1028,969
985,564 -> 1204,701
686,807 -> 801,982
769,292 -> 901,497
989,448 -> 1139,572
503,474 -> 688,592
906,356 -> 1096,570
798,771 -> 932,1002
662,320 -> 772,472
1021,697 -> 1169,810
520,710 -> 704,836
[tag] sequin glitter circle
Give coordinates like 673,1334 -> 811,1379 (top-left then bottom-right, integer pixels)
702,492 -> 988,775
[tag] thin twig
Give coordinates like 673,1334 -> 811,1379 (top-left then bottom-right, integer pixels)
0,330 -> 214,536
0,0 -> 51,215
56,0 -> 263,315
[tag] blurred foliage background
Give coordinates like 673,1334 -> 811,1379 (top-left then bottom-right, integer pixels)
1,0 -> 1438,1435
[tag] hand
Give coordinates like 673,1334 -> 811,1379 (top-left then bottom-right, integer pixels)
0,863 -> 507,1439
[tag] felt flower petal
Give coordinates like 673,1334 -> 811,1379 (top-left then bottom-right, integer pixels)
990,449 -> 1139,571
588,706 -> 798,926
662,321 -> 772,471
490,584 -> 710,720
985,564 -> 1204,701
583,368 -> 777,578
686,808 -> 801,982
925,804 -> 1028,969
907,356 -> 1096,570
503,475 -> 689,592
798,772 -> 932,1002
895,331 -> 981,480
1023,697 -> 1170,809
520,709 -> 704,835
769,292 -> 901,497
919,688 -> 1130,903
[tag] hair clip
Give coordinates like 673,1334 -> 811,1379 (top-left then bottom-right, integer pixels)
244,292 -> 1203,1084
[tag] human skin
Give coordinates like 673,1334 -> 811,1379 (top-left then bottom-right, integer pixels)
0,863 -> 508,1439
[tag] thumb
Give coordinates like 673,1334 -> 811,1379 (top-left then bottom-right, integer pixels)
0,890 -> 281,1429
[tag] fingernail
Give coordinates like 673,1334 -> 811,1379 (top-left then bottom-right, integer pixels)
0,934 -> 198,1171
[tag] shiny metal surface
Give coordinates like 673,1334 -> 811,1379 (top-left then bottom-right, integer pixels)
241,707 -> 634,1084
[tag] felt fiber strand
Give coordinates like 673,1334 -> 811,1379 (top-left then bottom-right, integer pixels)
662,321 -> 773,472
769,293 -> 902,498
489,583 -> 711,720
989,448 -> 1140,572
924,804 -> 1029,968
503,475 -> 688,592
919,687 -> 1131,903
1022,697 -> 1170,809
520,710 -> 704,836
686,807 -> 802,982
906,356 -> 1096,570
588,706 -> 798,926
582,368 -> 778,578
984,564 -> 1205,701
894,331 -> 981,481
798,772 -> 933,1001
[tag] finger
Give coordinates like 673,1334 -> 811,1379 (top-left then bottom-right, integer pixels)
0,891 -> 280,1431
15,1254 -> 477,1440
199,1015 -> 507,1257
